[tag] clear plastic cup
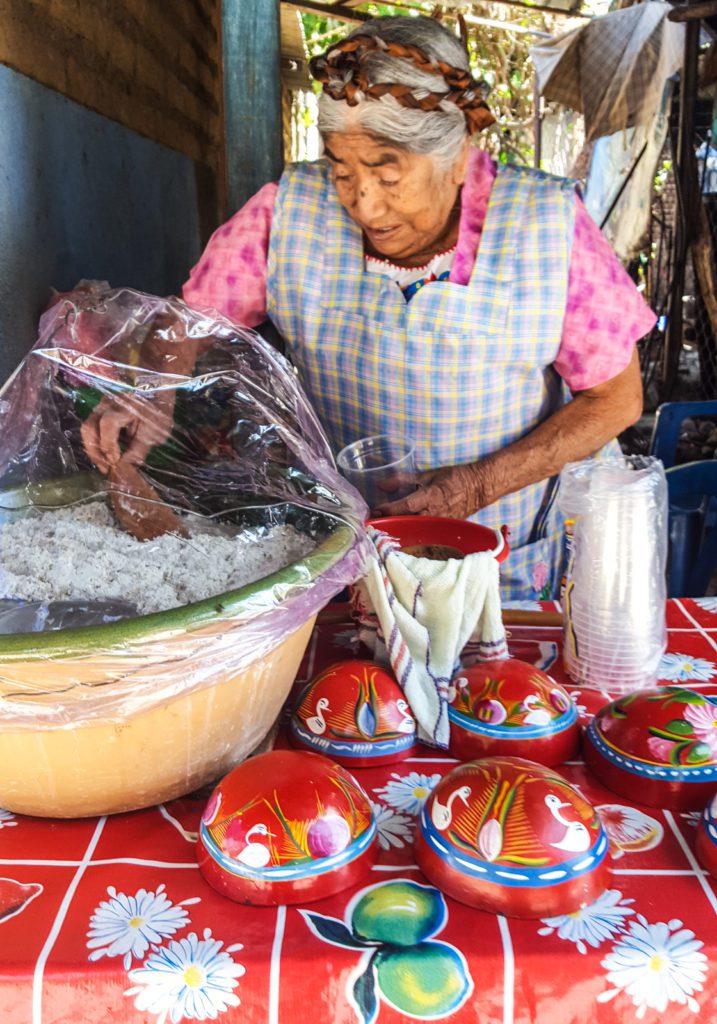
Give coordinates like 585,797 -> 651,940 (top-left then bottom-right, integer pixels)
337,435 -> 416,509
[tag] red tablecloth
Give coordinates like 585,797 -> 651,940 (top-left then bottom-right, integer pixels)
3,598 -> 717,1024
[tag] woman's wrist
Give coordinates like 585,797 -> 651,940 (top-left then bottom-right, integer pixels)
469,455 -> 501,511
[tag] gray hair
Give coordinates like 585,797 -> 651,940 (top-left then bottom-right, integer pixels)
317,16 -> 471,169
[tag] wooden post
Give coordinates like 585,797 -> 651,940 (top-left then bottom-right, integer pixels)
662,16 -> 700,400
533,69 -> 542,170
222,0 -> 284,216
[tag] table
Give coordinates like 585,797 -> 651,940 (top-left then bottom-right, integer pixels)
3,598 -> 717,1024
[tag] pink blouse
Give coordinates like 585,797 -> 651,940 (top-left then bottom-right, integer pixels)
184,151 -> 657,392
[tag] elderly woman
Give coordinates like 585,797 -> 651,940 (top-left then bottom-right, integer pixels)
94,15 -> 655,599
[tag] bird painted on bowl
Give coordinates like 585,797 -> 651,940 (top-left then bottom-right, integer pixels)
196,749 -> 378,905
290,660 -> 418,768
447,658 -> 578,766
414,756 -> 610,918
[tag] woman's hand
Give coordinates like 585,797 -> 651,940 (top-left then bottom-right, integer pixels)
374,462 -> 490,519
373,351 -> 644,520
80,392 -> 176,474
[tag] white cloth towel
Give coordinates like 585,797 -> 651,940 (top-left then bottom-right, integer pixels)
353,526 -> 507,748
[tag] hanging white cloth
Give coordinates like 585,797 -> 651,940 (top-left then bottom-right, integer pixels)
353,527 -> 507,749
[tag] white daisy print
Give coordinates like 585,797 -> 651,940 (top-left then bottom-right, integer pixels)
658,653 -> 716,683
598,916 -> 707,1018
538,890 -> 635,955
693,597 -> 717,614
373,771 -> 441,816
371,802 -> 413,850
125,928 -> 245,1024
87,884 -> 200,970
0,809 -> 17,829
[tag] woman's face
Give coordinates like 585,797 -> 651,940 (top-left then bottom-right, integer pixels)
323,131 -> 469,263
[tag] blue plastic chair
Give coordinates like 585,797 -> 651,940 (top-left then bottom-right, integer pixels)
666,461 -> 717,597
649,401 -> 717,469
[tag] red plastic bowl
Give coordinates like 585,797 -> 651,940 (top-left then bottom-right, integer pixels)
367,516 -> 509,561
290,660 -> 418,767
414,756 -> 610,918
196,750 -> 378,905
448,659 -> 579,766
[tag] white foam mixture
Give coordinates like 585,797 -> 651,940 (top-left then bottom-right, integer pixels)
0,502 -> 316,615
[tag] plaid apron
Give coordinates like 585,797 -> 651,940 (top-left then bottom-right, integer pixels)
267,160 -> 578,600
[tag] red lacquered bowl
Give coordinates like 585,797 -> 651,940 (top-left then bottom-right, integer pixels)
367,516 -> 509,561
414,756 -> 610,918
696,794 -> 717,879
584,688 -> 717,811
196,750 -> 377,905
448,659 -> 579,766
290,659 -> 417,767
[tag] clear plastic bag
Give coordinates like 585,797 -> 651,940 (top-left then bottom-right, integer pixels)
560,455 -> 667,692
0,284 -> 370,815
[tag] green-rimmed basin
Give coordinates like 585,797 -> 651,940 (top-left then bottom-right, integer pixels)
0,476 -> 356,817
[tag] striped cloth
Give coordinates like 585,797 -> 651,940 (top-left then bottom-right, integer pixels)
353,526 -> 507,748
267,158 -> 576,599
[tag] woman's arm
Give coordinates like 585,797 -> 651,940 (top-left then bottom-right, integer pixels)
377,349 -> 644,519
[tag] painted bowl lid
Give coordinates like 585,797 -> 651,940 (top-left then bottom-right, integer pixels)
587,687 -> 717,783
450,659 -> 581,765
415,756 -> 609,917
290,660 -> 417,766
197,750 -> 377,904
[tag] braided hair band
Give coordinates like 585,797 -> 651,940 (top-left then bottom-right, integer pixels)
309,34 -> 494,136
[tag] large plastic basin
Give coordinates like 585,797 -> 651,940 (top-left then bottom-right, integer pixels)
0,478 -> 357,817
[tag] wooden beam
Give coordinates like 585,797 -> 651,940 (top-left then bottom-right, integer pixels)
282,0 -> 589,24
222,0 -> 284,215
669,0 -> 717,21
281,0 -> 368,24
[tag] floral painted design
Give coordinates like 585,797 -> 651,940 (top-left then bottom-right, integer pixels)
683,702 -> 717,756
596,805 -> 664,858
0,809 -> 17,829
693,597 -> 717,613
597,917 -> 707,1018
125,929 -> 246,1024
538,889 -> 635,955
301,879 -> 472,1023
647,699 -> 717,766
605,688 -> 717,767
658,653 -> 716,684
371,803 -> 413,851
531,560 -> 550,599
373,772 -> 441,816
87,885 -> 200,970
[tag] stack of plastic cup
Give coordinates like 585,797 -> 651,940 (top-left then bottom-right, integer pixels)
560,456 -> 668,693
